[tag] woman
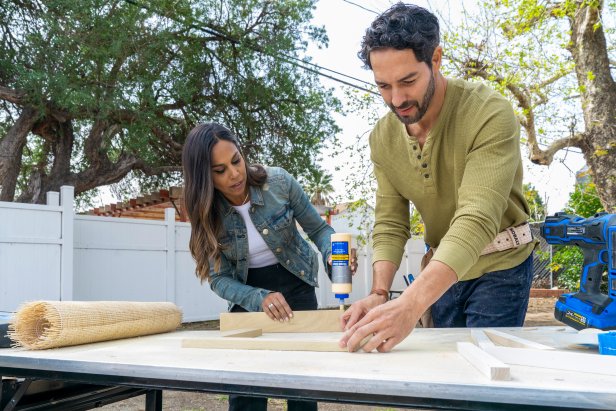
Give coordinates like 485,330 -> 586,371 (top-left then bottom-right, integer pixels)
182,122 -> 355,411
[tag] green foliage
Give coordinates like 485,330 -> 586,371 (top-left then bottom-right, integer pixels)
410,207 -> 424,236
550,180 -> 606,290
523,183 -> 546,221
444,0 -> 585,151
0,0 -> 340,204
333,88 -> 382,244
551,246 -> 583,291
301,167 -> 334,206
564,182 -> 605,217
340,198 -> 374,247
343,0 -> 615,241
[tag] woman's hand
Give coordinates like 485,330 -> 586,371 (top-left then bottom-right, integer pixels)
350,248 -> 358,274
262,292 -> 293,322
327,248 -> 359,274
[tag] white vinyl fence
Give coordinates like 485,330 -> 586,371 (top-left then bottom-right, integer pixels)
0,186 -> 424,321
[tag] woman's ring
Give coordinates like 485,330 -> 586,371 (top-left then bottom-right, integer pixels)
268,303 -> 274,309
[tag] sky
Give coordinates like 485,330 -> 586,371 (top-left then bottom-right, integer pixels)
305,0 -> 586,215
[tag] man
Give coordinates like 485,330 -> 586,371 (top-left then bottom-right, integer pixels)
339,3 -> 536,353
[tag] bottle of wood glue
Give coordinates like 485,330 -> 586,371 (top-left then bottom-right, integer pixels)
331,233 -> 352,311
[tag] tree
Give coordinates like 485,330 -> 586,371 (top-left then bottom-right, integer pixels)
0,0 -> 340,204
302,167 -> 334,206
523,183 -> 547,221
445,0 -> 615,211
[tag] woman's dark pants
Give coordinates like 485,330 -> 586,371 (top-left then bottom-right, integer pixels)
228,263 -> 318,411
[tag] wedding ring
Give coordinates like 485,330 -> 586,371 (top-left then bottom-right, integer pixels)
268,303 -> 274,309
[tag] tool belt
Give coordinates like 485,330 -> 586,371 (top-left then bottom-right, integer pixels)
424,222 -> 533,258
480,222 -> 533,255
415,222 -> 532,329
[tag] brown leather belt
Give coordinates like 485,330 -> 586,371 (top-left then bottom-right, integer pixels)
480,222 -> 533,255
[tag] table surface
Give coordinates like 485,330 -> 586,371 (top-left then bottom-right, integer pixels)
0,326 -> 615,410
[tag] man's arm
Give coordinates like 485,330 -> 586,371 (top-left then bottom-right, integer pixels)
339,259 -> 457,352
339,144 -> 410,330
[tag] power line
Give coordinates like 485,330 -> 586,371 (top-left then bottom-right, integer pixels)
341,0 -> 379,14
123,0 -> 378,95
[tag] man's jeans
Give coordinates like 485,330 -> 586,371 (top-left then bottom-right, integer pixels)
431,253 -> 534,328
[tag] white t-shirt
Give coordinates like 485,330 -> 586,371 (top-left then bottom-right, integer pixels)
232,202 -> 278,268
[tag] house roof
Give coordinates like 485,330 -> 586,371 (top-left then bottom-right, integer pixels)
84,187 -> 186,221
85,190 -> 363,223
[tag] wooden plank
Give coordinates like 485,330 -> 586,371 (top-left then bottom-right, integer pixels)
182,335 -> 345,352
221,328 -> 262,338
484,329 -> 554,350
457,342 -> 510,381
484,346 -> 616,376
219,310 -> 341,333
470,329 -> 496,350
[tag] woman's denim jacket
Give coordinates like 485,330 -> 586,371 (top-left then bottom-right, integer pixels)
209,167 -> 334,312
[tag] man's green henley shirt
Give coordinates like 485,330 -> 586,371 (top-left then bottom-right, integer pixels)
370,78 -> 535,281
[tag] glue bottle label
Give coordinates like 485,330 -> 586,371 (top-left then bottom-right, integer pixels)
331,241 -> 349,266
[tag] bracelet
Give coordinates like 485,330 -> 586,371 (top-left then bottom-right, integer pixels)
370,288 -> 389,301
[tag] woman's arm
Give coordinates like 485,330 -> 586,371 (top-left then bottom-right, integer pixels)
208,252 -> 271,312
284,169 -> 335,264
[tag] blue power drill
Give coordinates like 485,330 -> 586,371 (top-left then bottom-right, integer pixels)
540,212 -> 616,330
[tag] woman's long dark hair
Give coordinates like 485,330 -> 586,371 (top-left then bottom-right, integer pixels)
182,123 -> 266,282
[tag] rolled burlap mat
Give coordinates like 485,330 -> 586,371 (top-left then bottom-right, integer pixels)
9,301 -> 182,350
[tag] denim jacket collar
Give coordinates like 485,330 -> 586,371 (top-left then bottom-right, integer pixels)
219,185 -> 264,216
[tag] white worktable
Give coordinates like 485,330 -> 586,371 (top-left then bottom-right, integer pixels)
0,327 -> 615,410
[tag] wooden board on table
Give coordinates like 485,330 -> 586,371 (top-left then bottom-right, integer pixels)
219,310 -> 342,333
457,342 -> 510,381
182,332 -> 346,352
221,328 -> 263,338
483,329 -> 554,350
484,345 -> 616,376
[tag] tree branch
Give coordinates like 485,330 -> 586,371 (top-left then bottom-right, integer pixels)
0,85 -> 25,104
529,133 -> 584,165
151,126 -> 183,154
0,106 -> 37,201
463,59 -> 536,136
461,58 -> 585,166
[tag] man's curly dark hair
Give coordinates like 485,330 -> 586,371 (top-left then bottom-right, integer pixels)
358,2 -> 440,69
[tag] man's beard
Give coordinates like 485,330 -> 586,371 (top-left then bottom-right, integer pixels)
388,74 -> 436,125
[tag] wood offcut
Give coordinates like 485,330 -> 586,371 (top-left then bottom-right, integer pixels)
219,310 -> 342,333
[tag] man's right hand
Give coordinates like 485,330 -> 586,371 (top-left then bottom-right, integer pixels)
340,292 -> 388,330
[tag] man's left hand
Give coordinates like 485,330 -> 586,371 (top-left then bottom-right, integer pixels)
339,294 -> 419,352
339,260 -> 458,352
